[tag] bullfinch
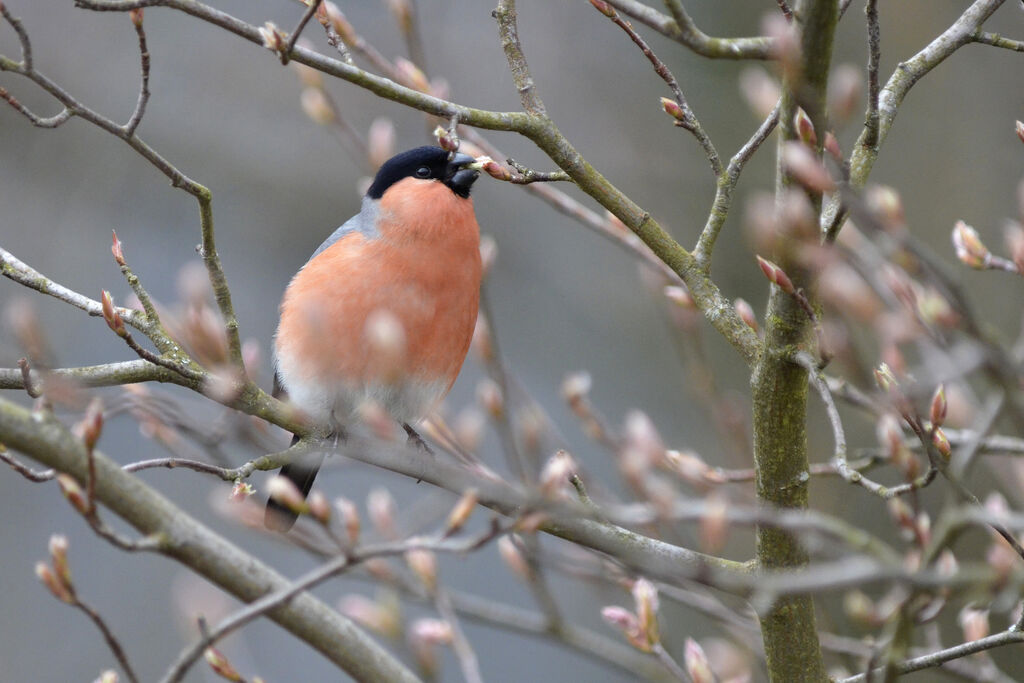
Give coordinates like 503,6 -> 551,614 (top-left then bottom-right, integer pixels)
265,146 -> 484,531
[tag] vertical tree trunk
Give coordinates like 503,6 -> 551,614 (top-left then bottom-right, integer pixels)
752,0 -> 837,680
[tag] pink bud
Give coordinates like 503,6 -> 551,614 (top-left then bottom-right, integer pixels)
110,230 -> 125,266
601,606 -> 647,651
334,496 -> 361,545
632,578 -> 660,645
700,493 -> 729,554
229,481 -> 255,502
129,8 -> 143,28
266,476 -> 307,516
539,450 -> 576,497
56,473 -> 90,516
452,408 -> 486,453
827,64 -> 862,125
756,256 -> 795,294
589,0 -> 616,17
394,57 -> 430,92
684,638 -> 714,683
445,488 -> 478,535
1003,222 -> 1024,273
307,490 -> 331,525
367,488 -> 397,539
406,547 -> 438,593
300,87 -> 335,125
95,670 -> 119,683
930,385 -> 947,428
734,298 -> 758,332
476,378 -> 504,418
781,141 -> 835,192
204,647 -> 243,682
663,285 -> 695,309
560,372 -> 592,413
100,290 -> 126,337
659,97 -> 686,122
932,427 -> 951,460
433,125 -> 458,153
367,117 -> 396,170
959,606 -> 990,642
823,131 -> 842,163
739,67 -> 780,119
793,107 -> 817,147
498,535 -> 532,581
1017,120 -> 1024,145
410,618 -> 453,645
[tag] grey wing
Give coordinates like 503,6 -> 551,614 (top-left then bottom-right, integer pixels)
307,196 -> 381,263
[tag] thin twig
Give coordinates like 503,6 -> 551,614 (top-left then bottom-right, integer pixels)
71,596 -> 141,683
592,1 -> 721,175
972,30 -> 1024,52
493,0 -> 545,116
159,527 -> 506,683
124,10 -> 150,136
863,0 -> 880,148
604,0 -> 774,59
281,0 -> 322,64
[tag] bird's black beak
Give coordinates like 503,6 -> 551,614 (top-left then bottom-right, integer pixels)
445,152 -> 482,198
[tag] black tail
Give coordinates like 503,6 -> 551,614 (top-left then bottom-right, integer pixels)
264,434 -> 325,532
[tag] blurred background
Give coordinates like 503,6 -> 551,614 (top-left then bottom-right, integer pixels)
2,1 -> 1023,680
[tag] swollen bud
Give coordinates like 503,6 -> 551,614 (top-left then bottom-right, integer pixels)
479,157 -> 513,182
394,57 -> 430,93
36,561 -> 73,603
659,97 -> 686,123
756,256 -> 795,294
56,473 -> 90,515
257,21 -> 286,57
307,490 -> 331,525
444,488 -> 478,535
100,290 -> 126,337
734,298 -> 758,332
952,220 -> 990,269
266,476 -> 308,516
129,8 -> 144,28
406,548 -> 438,593
48,534 -> 71,589
111,230 -> 126,267
1017,120 -> 1024,145
589,0 -> 616,17
498,535 -> 532,581
539,449 -> 576,498
932,427 -> 951,460
684,638 -> 715,683
300,88 -> 335,125
793,107 -> 817,147
929,385 -> 947,428
433,125 -> 458,153
204,647 -> 243,682
335,496 -> 361,545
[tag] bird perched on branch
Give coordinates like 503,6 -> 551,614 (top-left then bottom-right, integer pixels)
265,146 -> 484,531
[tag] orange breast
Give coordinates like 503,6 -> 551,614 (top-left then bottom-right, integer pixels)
275,178 -> 481,421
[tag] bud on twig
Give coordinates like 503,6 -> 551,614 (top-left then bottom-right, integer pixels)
101,290 -> 126,337
56,473 -> 90,516
756,256 -> 795,294
873,362 -> 899,393
589,0 -> 616,17
204,647 -> 243,682
476,378 -> 504,418
930,385 -> 947,428
663,285 -> 695,309
684,638 -> 715,683
539,450 -> 576,498
433,125 -> 458,153
367,488 -> 397,539
307,490 -> 331,525
406,548 -> 438,593
257,21 -> 286,56
631,578 -> 660,647
952,220 -> 990,269
266,476 -> 308,517
36,561 -> 73,603
394,57 -> 430,92
932,427 -> 951,460
444,488 -> 478,535
300,87 -> 335,125
1017,120 -> 1024,145
478,156 -> 512,182
110,230 -> 125,266
781,141 -> 835,192
793,107 -> 817,147
498,535 -> 532,581
659,97 -> 686,123
1003,222 -> 1024,273
367,117 -> 396,169
94,671 -> 119,683
335,496 -> 361,545
601,606 -> 646,651
734,298 -> 758,332
48,534 -> 71,590
129,8 -> 144,28
959,606 -> 990,642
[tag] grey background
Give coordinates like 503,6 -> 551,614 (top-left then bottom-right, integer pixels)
2,1 -> 1024,681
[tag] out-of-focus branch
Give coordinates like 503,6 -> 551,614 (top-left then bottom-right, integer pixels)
0,396 -> 421,683
161,527 -> 505,683
0,360 -> 189,391
604,0 -> 774,59
839,628 -> 1024,682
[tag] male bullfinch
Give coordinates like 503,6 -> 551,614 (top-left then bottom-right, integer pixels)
265,146 -> 483,531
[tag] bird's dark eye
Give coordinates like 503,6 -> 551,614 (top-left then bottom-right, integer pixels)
415,166 -> 431,178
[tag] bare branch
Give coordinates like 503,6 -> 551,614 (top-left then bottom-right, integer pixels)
591,0 -> 721,176
863,0 -> 880,148
604,0 -> 775,59
124,9 -> 151,136
493,0 -> 545,116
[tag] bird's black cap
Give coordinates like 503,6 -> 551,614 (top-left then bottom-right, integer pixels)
366,146 -> 481,200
